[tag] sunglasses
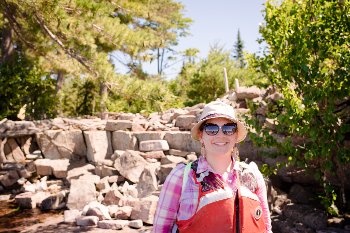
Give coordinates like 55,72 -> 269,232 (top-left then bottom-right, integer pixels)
201,123 -> 238,136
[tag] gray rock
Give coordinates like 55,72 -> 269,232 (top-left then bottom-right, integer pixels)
5,138 -> 25,162
97,219 -> 129,230
115,206 -> 133,220
136,166 -> 158,198
134,131 -> 165,142
15,191 -> 48,209
66,179 -> 97,210
160,155 -> 186,165
40,190 -> 67,210
164,131 -> 201,154
84,130 -> 113,163
157,163 -> 177,184
130,195 -> 158,224
76,215 -> 99,226
283,204 -> 327,230
106,120 -> 133,131
236,86 -> 262,100
64,209 -> 81,223
129,219 -> 143,229
139,140 -> 169,152
114,150 -> 149,183
0,170 -> 19,187
82,201 -> 111,220
112,131 -> 138,151
103,189 -> 125,206
174,115 -> 196,130
36,130 -> 86,160
0,120 -> 39,137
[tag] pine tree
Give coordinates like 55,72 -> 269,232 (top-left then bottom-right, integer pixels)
233,29 -> 245,68
0,0 -> 191,116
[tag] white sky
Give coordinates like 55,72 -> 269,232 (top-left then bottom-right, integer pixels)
113,0 -> 267,79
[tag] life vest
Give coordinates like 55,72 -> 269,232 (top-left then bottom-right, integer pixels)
176,160 -> 266,233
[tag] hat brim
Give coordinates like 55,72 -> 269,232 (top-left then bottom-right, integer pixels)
191,115 -> 247,143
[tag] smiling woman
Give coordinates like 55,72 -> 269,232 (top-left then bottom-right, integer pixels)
152,101 -> 272,233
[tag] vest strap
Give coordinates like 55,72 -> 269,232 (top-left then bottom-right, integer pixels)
181,162 -> 192,197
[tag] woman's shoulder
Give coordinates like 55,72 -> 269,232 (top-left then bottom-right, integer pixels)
237,161 -> 261,175
237,160 -> 265,192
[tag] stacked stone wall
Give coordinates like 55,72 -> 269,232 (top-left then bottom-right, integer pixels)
0,86 -> 348,232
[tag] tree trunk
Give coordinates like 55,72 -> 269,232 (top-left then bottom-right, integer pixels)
56,70 -> 65,93
1,25 -> 15,65
55,70 -> 65,116
99,82 -> 108,119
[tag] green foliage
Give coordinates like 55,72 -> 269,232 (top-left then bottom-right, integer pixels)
0,0 -> 191,77
233,29 -> 245,68
0,59 -> 57,120
1,0 -> 191,115
60,77 -> 99,117
319,183 -> 339,216
108,76 -> 184,115
175,46 -> 268,106
250,0 -> 350,214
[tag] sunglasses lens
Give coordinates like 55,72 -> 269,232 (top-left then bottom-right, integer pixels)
222,124 -> 237,135
204,124 -> 219,135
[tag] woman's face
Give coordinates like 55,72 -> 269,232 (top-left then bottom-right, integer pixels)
199,117 -> 238,158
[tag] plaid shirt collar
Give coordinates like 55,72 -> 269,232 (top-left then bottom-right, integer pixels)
196,155 -> 238,175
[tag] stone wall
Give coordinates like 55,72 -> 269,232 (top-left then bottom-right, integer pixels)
0,86 -> 348,232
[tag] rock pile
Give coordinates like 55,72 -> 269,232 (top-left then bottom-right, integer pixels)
0,86 -> 348,232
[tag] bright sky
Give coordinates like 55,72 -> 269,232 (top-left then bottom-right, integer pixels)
177,0 -> 266,57
147,0 -> 266,78
114,1 -> 267,79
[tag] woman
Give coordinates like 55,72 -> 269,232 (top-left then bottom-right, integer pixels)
153,101 -> 272,233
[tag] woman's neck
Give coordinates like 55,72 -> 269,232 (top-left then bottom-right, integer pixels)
206,153 -> 233,175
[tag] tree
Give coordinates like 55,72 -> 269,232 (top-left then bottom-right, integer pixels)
177,45 -> 263,106
233,29 -> 245,68
252,0 -> 350,214
0,57 -> 57,120
0,0 -> 191,117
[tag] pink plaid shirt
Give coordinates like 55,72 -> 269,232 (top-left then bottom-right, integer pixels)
152,156 -> 272,233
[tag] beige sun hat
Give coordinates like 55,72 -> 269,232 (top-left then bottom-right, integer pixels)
191,101 -> 247,142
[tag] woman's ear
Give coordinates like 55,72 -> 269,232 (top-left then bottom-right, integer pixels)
198,131 -> 203,139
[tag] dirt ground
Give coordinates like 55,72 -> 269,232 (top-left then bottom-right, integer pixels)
20,215 -> 153,233
2,213 -> 152,233
0,196 -> 152,233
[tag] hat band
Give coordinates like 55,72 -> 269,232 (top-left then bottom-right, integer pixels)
201,113 -> 235,121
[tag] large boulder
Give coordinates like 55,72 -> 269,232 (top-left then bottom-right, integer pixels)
164,131 -> 201,154
174,115 -> 196,130
66,178 -> 97,210
134,131 -> 165,142
130,195 -> 159,224
4,138 -> 26,162
0,120 -> 39,137
112,131 -> 138,151
283,204 -> 327,230
36,130 -> 86,160
105,120 -> 133,131
114,150 -> 149,183
139,140 -> 169,152
136,165 -> 158,198
84,131 -> 113,163
34,159 -> 70,178
236,86 -> 262,100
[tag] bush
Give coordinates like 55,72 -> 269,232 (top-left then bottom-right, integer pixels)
0,59 -> 57,120
250,0 -> 350,214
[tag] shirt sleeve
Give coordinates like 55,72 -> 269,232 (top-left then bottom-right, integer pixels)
250,162 -> 273,233
152,163 -> 185,233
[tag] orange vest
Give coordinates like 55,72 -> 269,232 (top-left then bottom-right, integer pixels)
176,162 -> 266,233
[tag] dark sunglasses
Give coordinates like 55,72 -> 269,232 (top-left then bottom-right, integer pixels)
201,123 -> 238,136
